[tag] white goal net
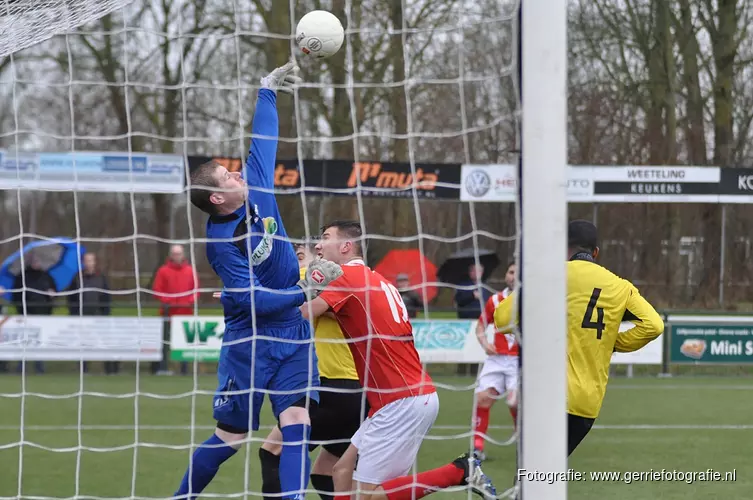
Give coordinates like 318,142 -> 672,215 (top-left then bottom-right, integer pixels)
0,0 -> 135,58
0,0 -> 566,499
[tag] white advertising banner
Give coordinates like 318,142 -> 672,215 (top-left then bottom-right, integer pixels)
611,321 -> 663,365
413,320 -> 486,363
590,165 -> 720,203
170,315 -> 225,361
460,164 -> 516,202
170,316 -> 663,365
459,164 -> 723,204
0,315 -> 163,361
0,150 -> 184,193
459,164 -> 594,203
170,316 -> 487,363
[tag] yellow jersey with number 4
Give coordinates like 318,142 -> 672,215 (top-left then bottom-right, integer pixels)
493,259 -> 664,419
301,267 -> 359,381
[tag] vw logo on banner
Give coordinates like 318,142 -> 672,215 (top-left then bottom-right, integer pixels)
464,169 -> 492,198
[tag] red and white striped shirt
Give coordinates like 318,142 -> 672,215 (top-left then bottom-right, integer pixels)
479,288 -> 519,356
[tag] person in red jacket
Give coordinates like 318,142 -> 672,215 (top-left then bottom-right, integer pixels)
153,244 -> 199,316
152,245 -> 199,375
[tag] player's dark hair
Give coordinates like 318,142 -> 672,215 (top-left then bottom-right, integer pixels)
189,160 -> 221,215
294,240 -> 317,255
506,260 -> 516,271
321,220 -> 364,256
568,220 -> 598,254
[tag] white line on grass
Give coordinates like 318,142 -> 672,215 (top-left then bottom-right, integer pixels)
609,384 -> 753,390
0,424 -> 751,431
1,384 -> 752,401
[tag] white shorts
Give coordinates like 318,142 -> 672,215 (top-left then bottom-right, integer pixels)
475,354 -> 519,396
351,392 -> 439,484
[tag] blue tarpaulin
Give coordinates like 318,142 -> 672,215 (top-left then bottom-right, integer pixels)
0,239 -> 86,301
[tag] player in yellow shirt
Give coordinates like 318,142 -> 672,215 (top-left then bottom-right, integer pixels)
493,220 -> 664,455
259,241 -> 363,500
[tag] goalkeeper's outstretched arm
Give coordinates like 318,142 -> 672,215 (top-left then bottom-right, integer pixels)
244,62 -> 301,191
614,286 -> 664,353
244,88 -> 279,190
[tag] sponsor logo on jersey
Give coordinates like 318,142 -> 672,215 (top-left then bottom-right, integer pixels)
251,217 -> 278,265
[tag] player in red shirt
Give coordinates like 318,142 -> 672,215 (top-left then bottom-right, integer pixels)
300,220 -> 497,500
472,262 -> 519,462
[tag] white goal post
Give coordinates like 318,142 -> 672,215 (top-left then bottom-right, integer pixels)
519,0 -> 568,499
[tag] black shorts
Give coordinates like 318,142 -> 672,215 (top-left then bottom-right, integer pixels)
567,413 -> 595,456
309,377 -> 367,457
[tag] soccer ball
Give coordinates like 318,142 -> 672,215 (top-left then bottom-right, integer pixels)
295,10 -> 344,59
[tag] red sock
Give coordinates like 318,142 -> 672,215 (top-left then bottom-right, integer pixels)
382,463 -> 465,500
474,405 -> 490,451
510,406 -> 518,430
335,495 -> 349,500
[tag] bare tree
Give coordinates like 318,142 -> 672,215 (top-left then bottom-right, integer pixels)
4,0 -> 753,306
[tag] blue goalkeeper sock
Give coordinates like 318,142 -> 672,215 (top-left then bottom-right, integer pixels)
174,433 -> 237,499
279,424 -> 311,500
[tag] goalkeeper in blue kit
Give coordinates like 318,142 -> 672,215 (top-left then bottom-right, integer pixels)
174,61 -> 344,500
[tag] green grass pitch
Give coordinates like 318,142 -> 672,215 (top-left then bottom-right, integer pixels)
0,375 -> 749,499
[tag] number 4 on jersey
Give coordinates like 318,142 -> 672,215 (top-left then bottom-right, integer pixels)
380,281 -> 409,323
582,288 -> 605,339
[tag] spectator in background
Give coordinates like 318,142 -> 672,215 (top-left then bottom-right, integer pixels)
454,263 -> 493,320
68,252 -> 114,374
453,263 -> 493,376
152,244 -> 199,375
8,255 -> 54,374
396,273 -> 423,318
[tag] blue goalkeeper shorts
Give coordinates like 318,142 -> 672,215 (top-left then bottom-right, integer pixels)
212,319 -> 320,431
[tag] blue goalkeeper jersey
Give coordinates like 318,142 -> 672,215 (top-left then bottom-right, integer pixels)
206,88 -> 305,330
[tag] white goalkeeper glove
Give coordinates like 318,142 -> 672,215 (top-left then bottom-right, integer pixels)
260,60 -> 302,95
297,258 -> 344,299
